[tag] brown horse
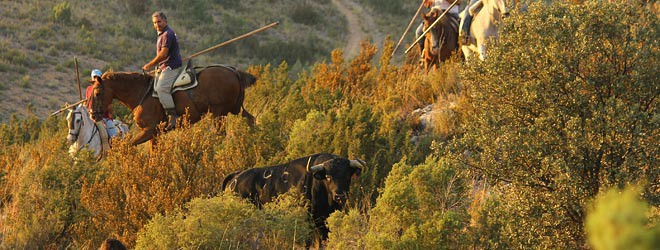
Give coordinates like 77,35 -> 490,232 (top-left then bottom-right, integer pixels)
89,66 -> 256,145
421,7 -> 459,70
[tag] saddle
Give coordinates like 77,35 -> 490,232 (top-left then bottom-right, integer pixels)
152,61 -> 239,97
152,60 -> 197,97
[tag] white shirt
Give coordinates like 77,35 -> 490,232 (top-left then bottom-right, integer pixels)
431,0 -> 460,14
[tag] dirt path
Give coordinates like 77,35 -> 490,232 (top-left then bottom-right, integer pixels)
331,0 -> 383,58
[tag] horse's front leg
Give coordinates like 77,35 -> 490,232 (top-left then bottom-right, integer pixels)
478,43 -> 487,61
131,128 -> 156,146
461,45 -> 472,62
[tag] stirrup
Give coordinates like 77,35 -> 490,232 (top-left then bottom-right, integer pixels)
164,115 -> 177,131
164,108 -> 179,131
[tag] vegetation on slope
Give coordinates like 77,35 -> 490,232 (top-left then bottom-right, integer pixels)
0,0 -> 348,120
0,1 -> 658,249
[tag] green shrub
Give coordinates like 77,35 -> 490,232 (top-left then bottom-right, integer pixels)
290,3 -> 321,25
362,157 -> 469,249
452,1 -> 659,248
136,192 -> 313,249
78,115 -> 230,247
52,2 -> 72,24
0,62 -> 9,72
586,185 -> 660,250
0,116 -> 99,249
326,209 -> 369,250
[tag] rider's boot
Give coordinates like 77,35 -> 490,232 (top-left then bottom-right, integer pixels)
165,108 -> 179,130
460,14 -> 473,44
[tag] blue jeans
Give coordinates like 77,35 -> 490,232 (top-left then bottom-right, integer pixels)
104,119 -> 117,137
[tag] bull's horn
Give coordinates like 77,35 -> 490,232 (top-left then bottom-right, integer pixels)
306,157 -> 325,173
309,164 -> 325,173
305,156 -> 313,172
350,159 -> 366,168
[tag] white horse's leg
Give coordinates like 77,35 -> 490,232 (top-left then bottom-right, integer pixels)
462,45 -> 472,62
478,43 -> 487,61
69,143 -> 79,156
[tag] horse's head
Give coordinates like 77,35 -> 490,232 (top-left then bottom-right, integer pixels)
422,7 -> 443,56
66,104 -> 86,143
89,74 -> 113,122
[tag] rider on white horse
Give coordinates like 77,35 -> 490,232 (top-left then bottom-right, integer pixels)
459,0 -> 483,44
66,104 -> 129,157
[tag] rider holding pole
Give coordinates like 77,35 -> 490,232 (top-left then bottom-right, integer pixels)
414,0 -> 460,61
142,11 -> 182,131
459,0 -> 483,44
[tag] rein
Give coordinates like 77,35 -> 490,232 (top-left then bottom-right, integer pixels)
86,123 -> 100,145
133,72 -> 154,113
69,111 -> 100,146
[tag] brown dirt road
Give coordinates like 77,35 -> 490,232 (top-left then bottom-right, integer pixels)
331,0 -> 384,58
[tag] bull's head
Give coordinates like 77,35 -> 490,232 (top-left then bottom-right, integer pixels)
307,158 -> 365,205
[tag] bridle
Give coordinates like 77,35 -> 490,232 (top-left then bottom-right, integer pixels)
424,13 -> 444,56
91,80 -> 107,121
68,111 -> 83,140
68,109 -> 99,145
91,72 -> 154,118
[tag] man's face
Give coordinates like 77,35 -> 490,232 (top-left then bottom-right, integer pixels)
152,16 -> 167,32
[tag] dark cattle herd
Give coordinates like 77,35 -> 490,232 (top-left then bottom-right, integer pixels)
222,153 -> 365,244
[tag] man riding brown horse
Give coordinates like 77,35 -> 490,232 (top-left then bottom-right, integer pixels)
415,0 -> 460,67
89,67 -> 256,146
142,11 -> 182,131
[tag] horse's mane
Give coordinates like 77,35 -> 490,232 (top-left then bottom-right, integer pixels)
102,71 -> 150,82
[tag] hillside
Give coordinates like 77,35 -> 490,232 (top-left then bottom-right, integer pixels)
0,0 -> 418,121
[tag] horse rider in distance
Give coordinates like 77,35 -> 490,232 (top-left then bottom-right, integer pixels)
415,0 -> 460,65
459,0 -> 483,44
142,11 -> 182,131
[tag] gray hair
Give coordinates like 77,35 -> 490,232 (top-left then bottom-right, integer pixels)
152,11 -> 167,20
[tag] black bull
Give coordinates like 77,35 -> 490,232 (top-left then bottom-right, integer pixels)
222,153 -> 365,242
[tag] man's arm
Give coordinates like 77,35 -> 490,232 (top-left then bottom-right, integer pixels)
142,47 -> 169,71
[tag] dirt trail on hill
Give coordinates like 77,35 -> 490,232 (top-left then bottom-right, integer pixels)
331,0 -> 383,58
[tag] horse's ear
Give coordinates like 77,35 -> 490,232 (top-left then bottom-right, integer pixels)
430,8 -> 439,18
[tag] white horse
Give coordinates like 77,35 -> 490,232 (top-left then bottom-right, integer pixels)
460,0 -> 509,61
66,104 -> 129,157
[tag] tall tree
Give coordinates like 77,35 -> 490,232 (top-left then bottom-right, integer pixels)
453,1 -> 659,248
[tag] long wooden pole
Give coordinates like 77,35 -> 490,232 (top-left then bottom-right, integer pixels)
74,57 -> 82,100
147,22 -> 280,74
50,98 -> 88,116
184,21 -> 280,61
392,0 -> 425,56
404,0 -> 459,54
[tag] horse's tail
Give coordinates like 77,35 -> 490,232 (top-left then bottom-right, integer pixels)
238,71 -> 257,89
235,70 -> 256,126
